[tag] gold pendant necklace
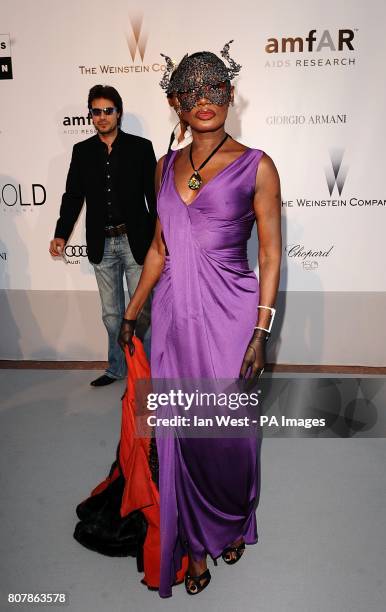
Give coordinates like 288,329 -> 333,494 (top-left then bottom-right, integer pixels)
188,171 -> 202,190
188,133 -> 229,190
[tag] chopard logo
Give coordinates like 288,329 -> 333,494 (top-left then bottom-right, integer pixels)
126,13 -> 147,63
285,244 -> 334,271
285,244 -> 334,259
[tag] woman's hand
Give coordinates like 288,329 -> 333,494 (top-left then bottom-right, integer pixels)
118,319 -> 136,355
239,330 -> 267,388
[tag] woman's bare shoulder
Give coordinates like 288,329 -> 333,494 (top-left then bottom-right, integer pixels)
227,137 -> 249,154
254,152 -> 280,192
157,154 -> 167,170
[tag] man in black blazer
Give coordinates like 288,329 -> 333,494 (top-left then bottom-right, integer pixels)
50,85 -> 157,386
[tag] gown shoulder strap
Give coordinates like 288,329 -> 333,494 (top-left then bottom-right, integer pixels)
161,149 -> 175,180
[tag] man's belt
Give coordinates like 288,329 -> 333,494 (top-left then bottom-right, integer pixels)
104,223 -> 127,237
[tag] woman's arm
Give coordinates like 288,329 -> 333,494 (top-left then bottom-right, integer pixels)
240,153 -> 282,380
254,153 -> 282,329
123,216 -> 166,320
123,155 -> 166,320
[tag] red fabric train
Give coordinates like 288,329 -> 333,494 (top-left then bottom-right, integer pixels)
74,337 -> 188,590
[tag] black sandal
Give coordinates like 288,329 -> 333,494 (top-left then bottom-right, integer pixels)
184,568 -> 211,595
221,540 -> 246,565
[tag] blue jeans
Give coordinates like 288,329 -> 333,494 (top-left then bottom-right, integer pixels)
92,235 -> 151,379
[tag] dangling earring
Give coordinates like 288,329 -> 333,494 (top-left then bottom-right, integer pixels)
176,104 -> 182,116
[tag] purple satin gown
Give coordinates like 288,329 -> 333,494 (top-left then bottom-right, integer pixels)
151,147 -> 264,597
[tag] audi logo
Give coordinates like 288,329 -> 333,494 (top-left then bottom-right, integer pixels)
65,245 -> 88,257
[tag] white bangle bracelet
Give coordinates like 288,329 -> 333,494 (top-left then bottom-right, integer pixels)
257,305 -> 276,333
254,326 -> 270,335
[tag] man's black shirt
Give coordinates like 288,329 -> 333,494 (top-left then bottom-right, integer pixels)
96,129 -> 126,226
55,129 -> 157,265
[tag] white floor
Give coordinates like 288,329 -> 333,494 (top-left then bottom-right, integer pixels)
0,370 -> 385,612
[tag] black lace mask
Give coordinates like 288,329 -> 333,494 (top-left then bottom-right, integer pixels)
160,41 -> 241,111
177,81 -> 231,112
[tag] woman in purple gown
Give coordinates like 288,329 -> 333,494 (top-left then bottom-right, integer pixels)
119,42 -> 281,598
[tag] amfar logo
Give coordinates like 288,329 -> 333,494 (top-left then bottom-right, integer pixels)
0,34 -> 13,79
265,28 -> 357,68
63,113 -> 93,127
126,13 -> 147,63
325,149 -> 348,196
265,29 -> 355,53
62,112 -> 95,135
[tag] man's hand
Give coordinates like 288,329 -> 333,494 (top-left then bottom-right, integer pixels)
49,238 -> 66,257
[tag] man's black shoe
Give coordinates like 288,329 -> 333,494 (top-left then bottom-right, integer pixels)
90,375 -> 117,387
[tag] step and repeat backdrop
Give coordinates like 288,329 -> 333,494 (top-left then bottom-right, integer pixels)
1,0 -> 385,363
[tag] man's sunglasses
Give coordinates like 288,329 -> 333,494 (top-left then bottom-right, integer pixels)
90,107 -> 118,116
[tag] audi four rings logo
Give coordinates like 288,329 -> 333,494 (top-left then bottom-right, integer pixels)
65,245 -> 88,257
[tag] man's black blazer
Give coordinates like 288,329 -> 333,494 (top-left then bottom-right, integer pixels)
54,130 -> 157,265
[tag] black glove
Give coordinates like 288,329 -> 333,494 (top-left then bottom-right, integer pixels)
239,329 -> 269,389
118,319 -> 136,355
